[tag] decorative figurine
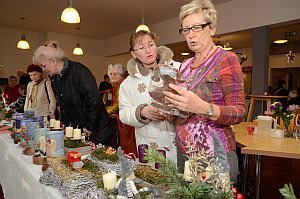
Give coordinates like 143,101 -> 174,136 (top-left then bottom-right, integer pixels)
67,151 -> 84,171
114,147 -> 140,199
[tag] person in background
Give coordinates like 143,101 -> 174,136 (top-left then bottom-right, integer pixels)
32,40 -> 114,145
119,30 -> 180,164
288,87 -> 300,106
264,85 -> 274,96
99,74 -> 112,102
24,64 -> 56,118
8,73 -> 31,113
274,80 -> 289,109
163,0 -> 245,183
107,63 -> 136,154
17,70 -> 25,79
2,76 -> 20,106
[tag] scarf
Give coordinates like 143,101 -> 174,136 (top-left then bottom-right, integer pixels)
29,78 -> 43,108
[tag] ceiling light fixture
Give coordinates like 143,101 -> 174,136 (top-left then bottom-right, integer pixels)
61,0 -> 80,24
73,27 -> 83,55
17,17 -> 30,50
273,39 -> 288,44
181,52 -> 190,56
135,0 -> 149,32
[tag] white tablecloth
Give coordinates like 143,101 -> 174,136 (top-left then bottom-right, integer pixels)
0,133 -> 65,199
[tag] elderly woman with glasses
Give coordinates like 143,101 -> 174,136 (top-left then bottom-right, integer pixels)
32,40 -> 114,145
119,30 -> 180,164
106,63 -> 137,154
163,0 -> 245,183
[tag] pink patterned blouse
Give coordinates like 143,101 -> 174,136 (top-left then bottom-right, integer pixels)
176,47 -> 246,156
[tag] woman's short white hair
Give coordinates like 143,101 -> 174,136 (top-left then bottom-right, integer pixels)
33,40 -> 65,65
108,63 -> 124,75
179,0 -> 217,28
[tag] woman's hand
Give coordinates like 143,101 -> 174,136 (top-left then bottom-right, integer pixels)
163,83 -> 208,115
141,105 -> 166,121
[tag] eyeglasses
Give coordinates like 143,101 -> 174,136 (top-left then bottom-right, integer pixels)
108,72 -> 121,76
179,22 -> 211,35
132,41 -> 156,52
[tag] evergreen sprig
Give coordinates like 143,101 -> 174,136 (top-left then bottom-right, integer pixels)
145,148 -> 232,199
279,183 -> 297,199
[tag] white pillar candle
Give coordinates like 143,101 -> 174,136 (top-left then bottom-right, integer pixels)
54,120 -> 61,129
50,119 -> 56,128
103,171 -> 117,190
73,128 -> 81,140
65,127 -> 73,138
183,160 -> 192,181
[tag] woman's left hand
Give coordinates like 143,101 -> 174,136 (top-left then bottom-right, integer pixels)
163,84 -> 206,115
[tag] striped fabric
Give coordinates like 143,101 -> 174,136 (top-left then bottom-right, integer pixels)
176,47 -> 246,155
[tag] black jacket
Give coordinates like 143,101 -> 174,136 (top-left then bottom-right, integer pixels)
51,58 -> 114,145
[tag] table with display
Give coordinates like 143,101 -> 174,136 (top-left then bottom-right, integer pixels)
0,133 -> 65,199
233,122 -> 300,199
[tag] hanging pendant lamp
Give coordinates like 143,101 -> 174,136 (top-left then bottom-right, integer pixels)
73,27 -> 83,55
17,17 -> 30,50
135,0 -> 149,32
61,0 -> 80,24
17,34 -> 30,50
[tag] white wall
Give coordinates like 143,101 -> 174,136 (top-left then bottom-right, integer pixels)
0,27 -> 105,84
103,0 -> 300,56
0,26 -> 46,77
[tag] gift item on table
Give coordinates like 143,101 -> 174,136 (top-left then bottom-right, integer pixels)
49,119 -> 56,128
148,65 -> 189,118
73,128 -> 81,140
183,160 -> 193,181
270,129 -> 285,138
67,151 -> 84,171
46,130 -> 65,157
54,120 -> 61,129
65,126 -> 73,138
24,111 -> 34,119
138,144 -> 148,163
33,116 -> 45,128
12,113 -> 23,132
155,149 -> 166,169
34,127 -> 50,154
26,121 -> 40,148
14,118 -> 22,144
20,119 -> 34,146
103,170 -> 117,190
115,147 -> 140,198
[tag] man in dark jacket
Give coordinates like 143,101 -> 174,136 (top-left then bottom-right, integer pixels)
32,40 -> 114,145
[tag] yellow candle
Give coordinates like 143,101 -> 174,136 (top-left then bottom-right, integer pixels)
183,160 -> 192,181
73,128 -> 81,140
65,127 -> 73,138
50,119 -> 56,128
54,120 -> 61,129
103,172 -> 117,190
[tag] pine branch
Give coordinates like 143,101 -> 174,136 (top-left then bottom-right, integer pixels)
279,183 -> 297,199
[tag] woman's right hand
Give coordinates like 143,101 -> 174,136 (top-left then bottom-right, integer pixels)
140,105 -> 166,121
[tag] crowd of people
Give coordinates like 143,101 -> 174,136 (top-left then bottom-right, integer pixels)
2,0 -> 299,186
